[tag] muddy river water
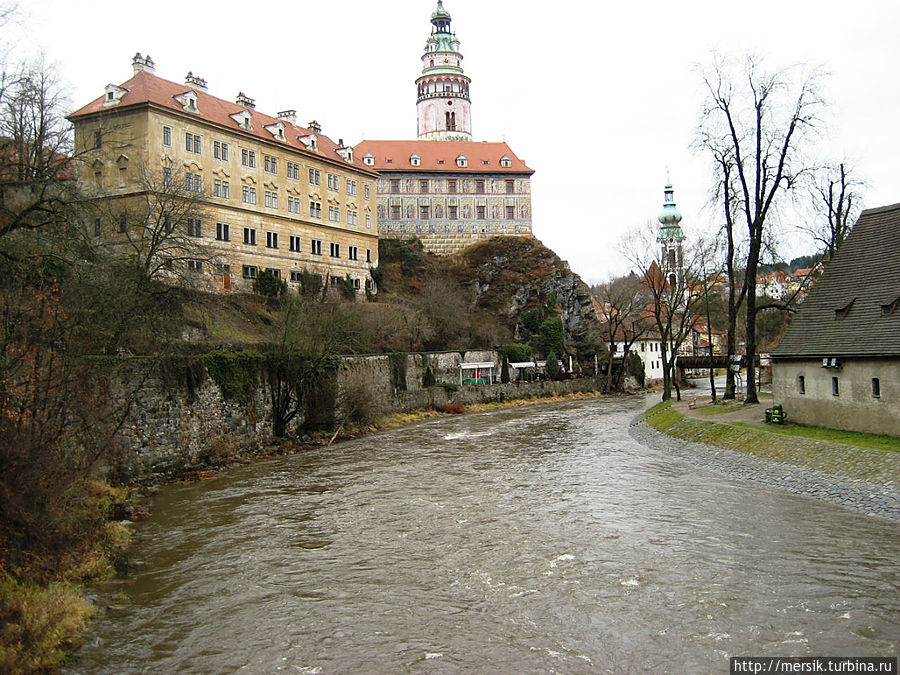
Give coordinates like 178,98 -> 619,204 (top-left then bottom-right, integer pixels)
72,396 -> 899,673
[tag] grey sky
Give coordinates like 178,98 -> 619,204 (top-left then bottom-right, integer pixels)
22,0 -> 900,283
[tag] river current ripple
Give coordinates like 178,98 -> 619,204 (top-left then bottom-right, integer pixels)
73,396 -> 899,674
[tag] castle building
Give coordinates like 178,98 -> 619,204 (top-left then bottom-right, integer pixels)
355,1 -> 534,256
658,178 -> 685,287
68,55 -> 379,292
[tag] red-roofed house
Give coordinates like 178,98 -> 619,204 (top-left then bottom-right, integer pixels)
68,54 -> 379,292
355,2 -> 534,255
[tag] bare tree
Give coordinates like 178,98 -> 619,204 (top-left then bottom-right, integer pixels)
593,272 -> 650,392
804,161 -> 864,261
92,164 -> 216,286
622,222 -> 704,401
696,53 -> 825,403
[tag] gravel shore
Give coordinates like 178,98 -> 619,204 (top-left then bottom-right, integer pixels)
629,419 -> 900,522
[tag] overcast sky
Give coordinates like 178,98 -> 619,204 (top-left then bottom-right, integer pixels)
20,0 -> 900,283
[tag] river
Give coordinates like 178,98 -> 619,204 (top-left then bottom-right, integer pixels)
72,396 -> 899,674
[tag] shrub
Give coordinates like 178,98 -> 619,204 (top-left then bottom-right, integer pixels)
253,269 -> 287,298
423,364 -> 436,388
434,402 -> 465,414
0,572 -> 94,673
501,343 -> 532,363
545,350 -> 561,380
500,353 -> 510,384
538,316 -> 565,357
370,265 -> 385,290
338,370 -> 385,427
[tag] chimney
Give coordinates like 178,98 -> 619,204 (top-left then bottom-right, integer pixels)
236,92 -> 256,109
185,71 -> 208,92
308,120 -> 322,133
277,110 -> 297,126
132,53 -> 156,74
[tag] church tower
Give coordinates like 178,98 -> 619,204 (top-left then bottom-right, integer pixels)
658,177 -> 686,287
416,1 -> 472,141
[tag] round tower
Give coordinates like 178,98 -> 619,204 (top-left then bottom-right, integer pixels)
658,177 -> 686,287
416,1 -> 472,141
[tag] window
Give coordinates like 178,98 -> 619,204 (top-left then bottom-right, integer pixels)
506,205 -> 516,219
347,179 -> 358,195
242,186 -> 256,204
214,179 -> 230,199
448,205 -> 458,219
184,173 -> 201,193
185,132 -> 201,154
289,235 -> 301,252
390,179 -> 400,194
364,184 -> 370,199
329,206 -> 340,223
217,263 -> 231,275
163,126 -> 171,146
476,205 -> 486,220
448,179 -> 457,194
310,201 -> 322,219
365,213 -> 371,229
348,246 -> 358,261
832,376 -> 840,397
309,168 -> 321,185
265,190 -> 278,209
287,196 -> 301,214
264,155 -> 277,174
290,271 -> 303,282
506,180 -> 515,194
330,242 -> 340,258
242,265 -> 258,279
241,149 -> 256,168
327,173 -> 339,190
348,210 -> 359,226
390,205 -> 401,219
214,140 -> 229,161
216,222 -> 230,241
163,167 -> 172,189
311,239 -> 322,256
798,375 -> 805,395
419,179 -> 429,193
243,227 -> 257,245
266,268 -> 281,279
366,248 -> 371,263
287,161 -> 300,180
187,260 -> 203,273
187,218 -> 202,237
266,231 -> 278,249
420,205 -> 430,220
872,378 -> 881,398
93,130 -> 102,149
475,179 -> 485,194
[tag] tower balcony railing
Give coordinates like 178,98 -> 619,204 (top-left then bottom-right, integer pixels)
417,91 -> 470,102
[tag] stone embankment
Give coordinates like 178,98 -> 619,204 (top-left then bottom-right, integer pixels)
630,401 -> 899,521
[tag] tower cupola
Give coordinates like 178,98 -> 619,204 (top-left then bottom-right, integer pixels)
416,1 -> 472,141
658,176 -> 686,287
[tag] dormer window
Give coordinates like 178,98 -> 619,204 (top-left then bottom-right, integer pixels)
264,121 -> 286,141
882,296 -> 900,315
230,109 -> 253,131
500,155 -> 512,168
298,134 -> 318,152
337,146 -> 354,163
175,90 -> 199,113
835,298 -> 856,320
456,154 -> 467,168
103,83 -> 129,107
363,153 -> 375,167
410,153 -> 421,167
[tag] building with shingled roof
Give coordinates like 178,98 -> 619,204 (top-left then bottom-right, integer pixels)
68,54 -> 379,293
355,1 -> 534,255
771,202 -> 900,436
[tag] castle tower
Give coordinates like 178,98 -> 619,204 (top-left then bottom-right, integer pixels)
416,1 -> 472,141
658,177 -> 685,287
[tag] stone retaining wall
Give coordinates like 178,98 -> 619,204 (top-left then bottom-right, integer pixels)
114,352 -> 605,482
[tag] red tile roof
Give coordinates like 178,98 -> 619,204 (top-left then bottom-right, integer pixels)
68,70 -> 376,175
354,139 -> 533,174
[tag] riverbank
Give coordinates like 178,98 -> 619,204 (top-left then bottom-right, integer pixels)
631,401 -> 899,521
